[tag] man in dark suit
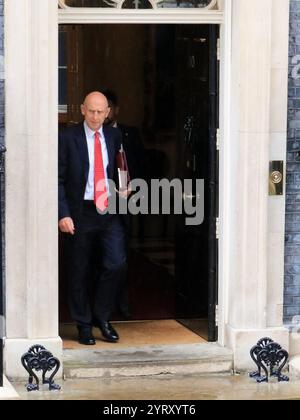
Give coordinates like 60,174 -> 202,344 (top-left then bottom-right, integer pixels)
58,91 -> 127,345
102,90 -> 145,320
103,90 -> 144,181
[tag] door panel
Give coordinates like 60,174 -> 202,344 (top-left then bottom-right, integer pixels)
174,25 -> 219,341
207,25 -> 219,342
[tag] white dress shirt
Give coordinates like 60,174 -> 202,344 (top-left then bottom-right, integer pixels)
84,121 -> 110,200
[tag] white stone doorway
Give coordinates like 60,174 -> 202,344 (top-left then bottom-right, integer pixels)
57,2 -> 226,353
4,0 -> 232,378
6,1 -> 291,377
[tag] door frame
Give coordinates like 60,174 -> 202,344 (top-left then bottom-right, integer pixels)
58,0 -> 224,25
58,2 -> 232,345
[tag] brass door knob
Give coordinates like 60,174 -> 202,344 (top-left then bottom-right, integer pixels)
269,161 -> 284,196
270,171 -> 283,185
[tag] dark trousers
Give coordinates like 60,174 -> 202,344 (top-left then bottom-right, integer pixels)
116,214 -> 131,314
67,202 -> 126,328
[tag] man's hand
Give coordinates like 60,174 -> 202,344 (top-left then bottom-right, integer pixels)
117,189 -> 131,199
59,217 -> 75,235
115,183 -> 132,199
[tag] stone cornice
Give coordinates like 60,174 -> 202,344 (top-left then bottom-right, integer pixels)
58,8 -> 223,24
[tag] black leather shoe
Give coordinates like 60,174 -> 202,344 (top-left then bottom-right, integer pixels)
97,321 -> 119,343
77,327 -> 96,346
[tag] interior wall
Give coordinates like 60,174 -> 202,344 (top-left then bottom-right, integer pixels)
64,23 -> 178,182
82,25 -> 147,131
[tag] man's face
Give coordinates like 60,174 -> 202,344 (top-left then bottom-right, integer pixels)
105,101 -> 119,126
81,94 -> 110,131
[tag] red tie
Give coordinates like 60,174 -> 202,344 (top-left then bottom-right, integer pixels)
94,131 -> 108,212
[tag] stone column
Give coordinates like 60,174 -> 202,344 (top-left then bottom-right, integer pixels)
225,0 -> 289,370
4,0 -> 62,378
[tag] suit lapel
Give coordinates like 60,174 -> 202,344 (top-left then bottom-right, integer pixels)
75,123 -> 90,183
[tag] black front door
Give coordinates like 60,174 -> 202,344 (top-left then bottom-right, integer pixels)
174,25 -> 219,342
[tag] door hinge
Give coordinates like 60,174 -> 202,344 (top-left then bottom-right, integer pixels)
216,128 -> 220,151
217,38 -> 221,61
216,217 -> 220,240
215,305 -> 219,326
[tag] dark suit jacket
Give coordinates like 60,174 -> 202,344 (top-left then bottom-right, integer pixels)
117,124 -> 145,181
58,123 -> 122,221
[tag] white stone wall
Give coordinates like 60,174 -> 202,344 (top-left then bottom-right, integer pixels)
4,0 -> 62,379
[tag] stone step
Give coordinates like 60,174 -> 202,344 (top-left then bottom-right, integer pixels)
63,343 -> 233,379
0,377 -> 20,400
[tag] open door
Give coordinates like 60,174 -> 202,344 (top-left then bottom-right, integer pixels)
174,25 -> 219,342
58,23 -> 219,342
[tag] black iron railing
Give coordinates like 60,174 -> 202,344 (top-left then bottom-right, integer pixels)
249,337 -> 289,383
0,144 -> 6,387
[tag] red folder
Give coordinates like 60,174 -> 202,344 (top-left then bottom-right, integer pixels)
116,144 -> 130,191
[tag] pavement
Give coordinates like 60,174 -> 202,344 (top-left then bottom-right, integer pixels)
5,321 -> 300,400
0,377 -> 19,400
10,373 -> 300,400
